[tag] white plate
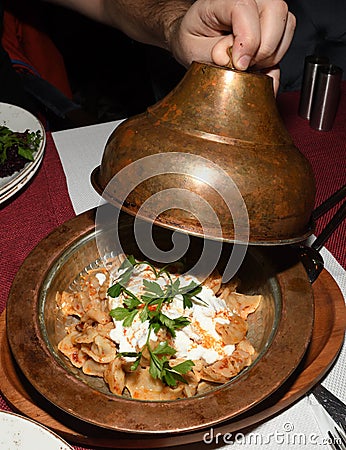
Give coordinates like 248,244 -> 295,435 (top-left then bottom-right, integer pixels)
0,102 -> 46,204
0,410 -> 73,449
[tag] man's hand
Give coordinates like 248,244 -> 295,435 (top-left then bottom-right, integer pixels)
42,0 -> 295,93
168,0 -> 296,93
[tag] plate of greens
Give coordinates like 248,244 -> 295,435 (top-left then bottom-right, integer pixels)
0,102 -> 46,204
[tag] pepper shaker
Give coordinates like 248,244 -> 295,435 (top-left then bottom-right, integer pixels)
299,55 -> 329,119
310,64 -> 343,131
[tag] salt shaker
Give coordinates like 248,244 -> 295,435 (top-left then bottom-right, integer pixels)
298,55 -> 329,119
310,64 -> 343,131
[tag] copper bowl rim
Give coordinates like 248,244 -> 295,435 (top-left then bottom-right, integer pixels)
6,208 -> 314,434
90,166 -> 315,246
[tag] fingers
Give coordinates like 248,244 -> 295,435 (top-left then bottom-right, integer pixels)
211,0 -> 262,68
258,65 -> 281,95
251,0 -> 296,69
171,0 -> 295,94
211,0 -> 295,71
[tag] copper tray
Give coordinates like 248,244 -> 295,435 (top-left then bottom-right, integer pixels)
2,209 -> 344,446
1,268 -> 344,448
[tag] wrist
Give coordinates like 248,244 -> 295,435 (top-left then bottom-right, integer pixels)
163,2 -> 194,65
165,15 -> 184,55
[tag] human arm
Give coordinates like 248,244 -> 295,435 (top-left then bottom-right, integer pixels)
43,0 -> 296,92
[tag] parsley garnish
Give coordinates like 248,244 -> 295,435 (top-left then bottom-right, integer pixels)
118,335 -> 195,387
108,256 -> 204,387
0,126 -> 42,164
108,257 -> 205,330
148,341 -> 195,387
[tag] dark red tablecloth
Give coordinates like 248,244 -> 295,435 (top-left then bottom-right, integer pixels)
0,84 -> 345,450
277,84 -> 346,266
0,134 -> 75,317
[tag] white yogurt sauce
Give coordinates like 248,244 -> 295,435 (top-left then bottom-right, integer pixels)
109,264 -> 235,364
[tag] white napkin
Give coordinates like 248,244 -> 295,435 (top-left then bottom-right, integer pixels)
52,120 -> 123,214
308,393 -> 345,442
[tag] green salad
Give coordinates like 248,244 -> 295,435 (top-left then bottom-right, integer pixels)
0,125 -> 42,178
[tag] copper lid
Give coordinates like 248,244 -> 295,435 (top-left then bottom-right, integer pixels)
91,61 -> 315,245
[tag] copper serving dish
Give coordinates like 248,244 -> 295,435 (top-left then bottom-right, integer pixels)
6,59 -> 317,437
6,209 -> 314,434
92,61 -> 316,245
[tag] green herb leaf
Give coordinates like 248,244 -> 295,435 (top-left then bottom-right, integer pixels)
161,369 -> 179,386
130,356 -> 142,371
150,322 -> 161,334
18,146 -> 34,160
107,256 -> 200,388
109,256 -> 136,292
155,313 -> 190,337
109,307 -> 138,326
116,351 -> 139,358
171,360 -> 195,374
180,282 -> 204,308
107,283 -> 122,298
149,355 -> 192,386
172,316 -> 191,329
123,309 -> 139,327
116,351 -> 142,371
164,278 -> 180,300
0,126 -> 42,165
152,341 -> 177,356
149,352 -> 164,379
122,290 -> 141,309
109,307 -> 131,321
139,305 -> 149,322
142,279 -> 165,299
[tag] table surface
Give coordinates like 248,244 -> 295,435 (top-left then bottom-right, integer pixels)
0,84 -> 345,450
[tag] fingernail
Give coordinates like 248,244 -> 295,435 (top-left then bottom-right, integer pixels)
236,55 -> 252,70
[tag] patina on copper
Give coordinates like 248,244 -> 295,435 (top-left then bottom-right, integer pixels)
91,61 -> 316,245
6,208 -> 314,434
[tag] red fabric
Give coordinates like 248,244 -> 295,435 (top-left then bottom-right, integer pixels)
2,8 -> 72,99
277,84 -> 346,266
0,133 -> 75,317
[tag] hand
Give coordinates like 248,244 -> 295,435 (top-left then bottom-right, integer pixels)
168,0 -> 296,93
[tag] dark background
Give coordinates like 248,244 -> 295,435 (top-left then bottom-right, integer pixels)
1,0 -> 346,129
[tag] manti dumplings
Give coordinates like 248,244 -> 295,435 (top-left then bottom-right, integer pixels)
56,254 -> 262,400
